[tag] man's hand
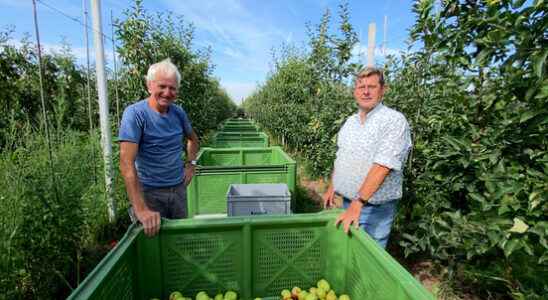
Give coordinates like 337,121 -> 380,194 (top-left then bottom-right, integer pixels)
184,165 -> 195,186
322,184 -> 335,208
335,200 -> 364,234
135,207 -> 160,237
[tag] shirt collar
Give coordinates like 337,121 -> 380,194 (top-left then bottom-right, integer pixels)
357,102 -> 384,124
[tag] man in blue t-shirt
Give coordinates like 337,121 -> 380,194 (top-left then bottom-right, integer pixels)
119,59 -> 199,236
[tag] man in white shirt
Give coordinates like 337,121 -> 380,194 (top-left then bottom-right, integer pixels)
323,67 -> 412,248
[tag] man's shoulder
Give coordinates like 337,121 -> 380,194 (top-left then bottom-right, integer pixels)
344,113 -> 359,123
379,104 -> 408,124
170,103 -> 187,115
125,99 -> 148,114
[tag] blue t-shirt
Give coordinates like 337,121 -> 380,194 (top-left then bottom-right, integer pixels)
118,99 -> 193,189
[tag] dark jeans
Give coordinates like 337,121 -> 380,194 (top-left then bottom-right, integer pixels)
142,182 -> 188,219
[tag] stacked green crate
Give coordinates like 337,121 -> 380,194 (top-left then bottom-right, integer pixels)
224,118 -> 255,126
67,212 -> 434,300
212,132 -> 269,148
221,124 -> 260,133
187,147 -> 296,217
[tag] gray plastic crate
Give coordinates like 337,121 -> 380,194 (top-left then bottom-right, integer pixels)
227,183 -> 291,216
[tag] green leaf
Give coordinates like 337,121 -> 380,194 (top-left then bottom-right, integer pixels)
509,218 -> 529,233
512,0 -> 527,9
402,233 -> 419,242
469,193 -> 485,203
476,49 -> 492,66
520,110 -> 540,123
538,252 -> 548,264
503,238 -> 521,257
526,168 -> 545,178
533,49 -> 548,78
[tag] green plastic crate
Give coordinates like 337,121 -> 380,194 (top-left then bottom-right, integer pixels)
221,125 -> 260,133
225,119 -> 255,126
187,147 -> 296,217
67,212 -> 434,300
215,132 -> 267,139
213,138 -> 269,148
212,133 -> 269,148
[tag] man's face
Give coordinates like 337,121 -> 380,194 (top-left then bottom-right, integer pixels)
147,72 -> 178,109
353,74 -> 385,112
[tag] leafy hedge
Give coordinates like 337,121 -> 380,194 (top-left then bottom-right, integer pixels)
115,0 -> 236,135
245,1 -> 547,298
245,3 -> 359,177
0,0 -> 236,297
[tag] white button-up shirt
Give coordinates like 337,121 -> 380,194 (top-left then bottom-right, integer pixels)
333,103 -> 412,204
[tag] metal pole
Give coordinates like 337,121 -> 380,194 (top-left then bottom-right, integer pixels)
32,0 -> 58,207
83,0 -> 93,133
367,22 -> 376,67
82,0 -> 97,183
110,9 -> 120,126
90,0 -> 116,222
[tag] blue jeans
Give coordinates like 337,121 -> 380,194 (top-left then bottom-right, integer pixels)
343,198 -> 398,248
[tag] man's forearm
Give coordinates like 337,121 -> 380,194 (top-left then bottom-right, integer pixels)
120,162 -> 146,212
356,163 -> 390,201
186,132 -> 200,161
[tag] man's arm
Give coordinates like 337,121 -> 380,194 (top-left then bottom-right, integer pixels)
183,130 -> 200,186
335,163 -> 391,233
322,171 -> 336,208
119,141 -> 160,236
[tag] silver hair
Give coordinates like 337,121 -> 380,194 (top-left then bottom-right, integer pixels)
145,58 -> 181,86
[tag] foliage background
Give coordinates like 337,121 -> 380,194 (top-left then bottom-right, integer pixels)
0,0 -> 235,298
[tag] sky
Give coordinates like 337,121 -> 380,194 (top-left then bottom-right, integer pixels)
0,0 -> 417,104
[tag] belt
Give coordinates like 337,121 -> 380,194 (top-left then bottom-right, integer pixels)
142,182 -> 184,192
340,195 -> 380,206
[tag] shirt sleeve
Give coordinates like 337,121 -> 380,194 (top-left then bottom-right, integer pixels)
179,109 -> 193,138
118,106 -> 143,144
373,115 -> 412,171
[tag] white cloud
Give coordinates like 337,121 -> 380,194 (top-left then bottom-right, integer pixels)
351,42 -> 407,65
352,42 -> 406,58
6,38 -> 115,67
0,0 -> 29,9
161,0 -> 289,74
221,81 -> 258,104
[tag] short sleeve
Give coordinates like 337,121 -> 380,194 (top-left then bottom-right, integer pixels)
118,106 -> 143,144
373,115 -> 412,171
178,108 -> 193,137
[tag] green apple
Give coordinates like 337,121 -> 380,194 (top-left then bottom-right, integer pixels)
325,290 -> 337,300
224,290 -> 238,300
291,286 -> 302,298
305,294 -> 318,300
169,291 -> 182,300
316,287 -> 326,299
214,293 -> 223,300
196,291 -> 209,300
281,289 -> 292,299
298,290 -> 309,300
339,294 -> 351,300
309,287 -> 317,296
317,279 -> 330,292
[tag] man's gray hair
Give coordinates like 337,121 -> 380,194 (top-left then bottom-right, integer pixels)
146,58 -> 181,86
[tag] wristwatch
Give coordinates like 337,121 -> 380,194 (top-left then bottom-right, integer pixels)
188,160 -> 198,166
355,195 -> 368,205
